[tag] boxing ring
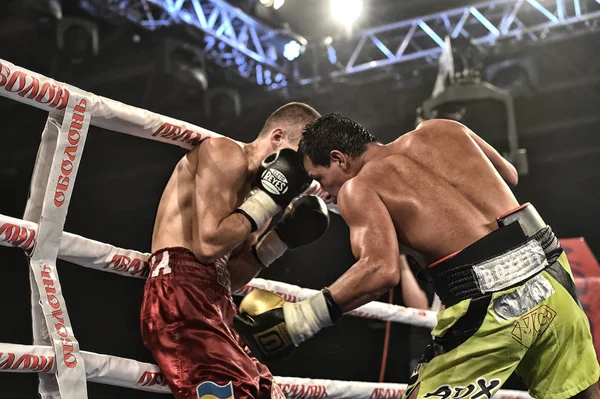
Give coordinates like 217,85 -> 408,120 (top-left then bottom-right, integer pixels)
0,58 -> 532,399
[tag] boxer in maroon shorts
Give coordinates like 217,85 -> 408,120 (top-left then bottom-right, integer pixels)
140,247 -> 277,398
140,103 -> 329,399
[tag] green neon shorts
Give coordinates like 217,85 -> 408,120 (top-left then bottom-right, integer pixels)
404,252 -> 599,399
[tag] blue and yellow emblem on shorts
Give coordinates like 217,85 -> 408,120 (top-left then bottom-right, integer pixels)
196,381 -> 234,399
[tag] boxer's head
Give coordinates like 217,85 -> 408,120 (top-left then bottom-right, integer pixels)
257,102 -> 320,152
299,113 -> 379,203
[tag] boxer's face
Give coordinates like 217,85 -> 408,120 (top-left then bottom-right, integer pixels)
303,155 -> 349,204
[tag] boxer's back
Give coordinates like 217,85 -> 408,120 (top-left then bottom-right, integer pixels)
362,121 -> 519,264
151,146 -> 200,253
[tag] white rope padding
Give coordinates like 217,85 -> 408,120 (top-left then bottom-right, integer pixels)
0,59 -> 220,149
24,93 -> 93,398
0,343 -> 532,399
24,114 -> 64,398
0,212 -> 437,328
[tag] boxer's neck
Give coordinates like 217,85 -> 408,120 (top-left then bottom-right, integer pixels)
354,142 -> 388,172
243,139 -> 279,174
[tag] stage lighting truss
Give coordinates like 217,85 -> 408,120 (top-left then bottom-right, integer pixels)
81,0 -> 294,89
77,0 -> 598,89
299,0 -> 600,85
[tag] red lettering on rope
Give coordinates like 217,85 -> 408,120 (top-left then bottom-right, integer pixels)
0,64 -> 9,87
107,254 -> 149,277
152,123 -> 203,145
0,223 -> 36,251
0,353 -> 15,370
40,264 -> 78,368
137,371 -> 167,387
54,98 -> 86,208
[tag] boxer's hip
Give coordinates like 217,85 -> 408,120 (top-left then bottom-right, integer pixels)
406,204 -> 599,399
145,246 -> 231,294
426,203 -> 570,307
140,246 -> 236,345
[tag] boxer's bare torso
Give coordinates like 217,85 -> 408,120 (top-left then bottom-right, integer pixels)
152,138 -> 258,275
340,120 -> 519,265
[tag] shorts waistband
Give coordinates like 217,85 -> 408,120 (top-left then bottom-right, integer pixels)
148,247 -> 231,293
427,204 -> 562,306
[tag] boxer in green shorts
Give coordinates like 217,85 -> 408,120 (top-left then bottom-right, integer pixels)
403,204 -> 599,399
234,116 -> 599,399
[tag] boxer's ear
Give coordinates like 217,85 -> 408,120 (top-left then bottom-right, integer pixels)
329,150 -> 346,168
270,128 -> 284,149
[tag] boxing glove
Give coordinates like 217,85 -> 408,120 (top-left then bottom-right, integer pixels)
234,288 -> 338,363
233,289 -> 295,363
236,149 -> 312,232
253,195 -> 330,267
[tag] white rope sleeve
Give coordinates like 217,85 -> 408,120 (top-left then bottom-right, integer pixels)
0,343 -> 533,399
0,212 -> 436,328
0,58 -> 222,150
0,213 -> 150,278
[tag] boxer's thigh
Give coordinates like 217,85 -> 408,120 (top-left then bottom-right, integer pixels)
404,302 -> 523,399
404,270 -> 565,399
173,282 -> 272,399
516,254 -> 600,399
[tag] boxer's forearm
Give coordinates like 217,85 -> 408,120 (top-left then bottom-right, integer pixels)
328,259 -> 400,313
228,250 -> 264,292
193,213 -> 253,263
227,222 -> 272,292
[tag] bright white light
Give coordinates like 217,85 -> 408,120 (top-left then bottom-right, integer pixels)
283,40 -> 302,61
330,0 -> 363,25
260,0 -> 274,6
273,0 -> 285,10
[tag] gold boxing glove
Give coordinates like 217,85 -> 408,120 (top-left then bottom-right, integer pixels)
234,288 -> 339,364
233,289 -> 295,363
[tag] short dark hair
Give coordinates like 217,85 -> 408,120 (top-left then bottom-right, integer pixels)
299,113 -> 378,166
259,102 -> 320,138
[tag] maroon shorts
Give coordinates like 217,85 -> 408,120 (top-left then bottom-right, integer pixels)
140,247 -> 284,399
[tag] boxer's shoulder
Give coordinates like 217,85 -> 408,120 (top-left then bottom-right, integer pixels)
198,136 -> 243,155
196,137 -> 248,171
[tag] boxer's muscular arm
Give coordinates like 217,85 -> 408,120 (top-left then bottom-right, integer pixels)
227,222 -> 271,292
192,138 -> 253,263
328,179 -> 401,312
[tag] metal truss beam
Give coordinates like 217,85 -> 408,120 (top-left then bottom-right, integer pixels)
80,0 -> 295,89
302,0 -> 600,85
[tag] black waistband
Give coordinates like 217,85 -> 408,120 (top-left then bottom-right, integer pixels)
427,223 -> 562,306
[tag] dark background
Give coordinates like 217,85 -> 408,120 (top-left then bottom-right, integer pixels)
1,0 -> 599,397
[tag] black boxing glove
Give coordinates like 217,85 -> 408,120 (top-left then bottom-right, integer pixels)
236,149 -> 311,232
253,195 -> 330,267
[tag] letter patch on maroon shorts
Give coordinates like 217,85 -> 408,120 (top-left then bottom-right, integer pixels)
196,381 -> 234,399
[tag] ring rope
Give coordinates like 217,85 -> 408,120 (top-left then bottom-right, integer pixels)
0,343 -> 532,399
0,212 -> 436,328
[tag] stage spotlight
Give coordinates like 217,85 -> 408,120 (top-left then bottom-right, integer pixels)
260,0 -> 275,6
273,0 -> 285,10
283,40 -> 302,61
330,0 -> 363,25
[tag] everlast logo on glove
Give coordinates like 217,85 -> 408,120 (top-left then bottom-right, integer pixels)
260,169 -> 288,196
